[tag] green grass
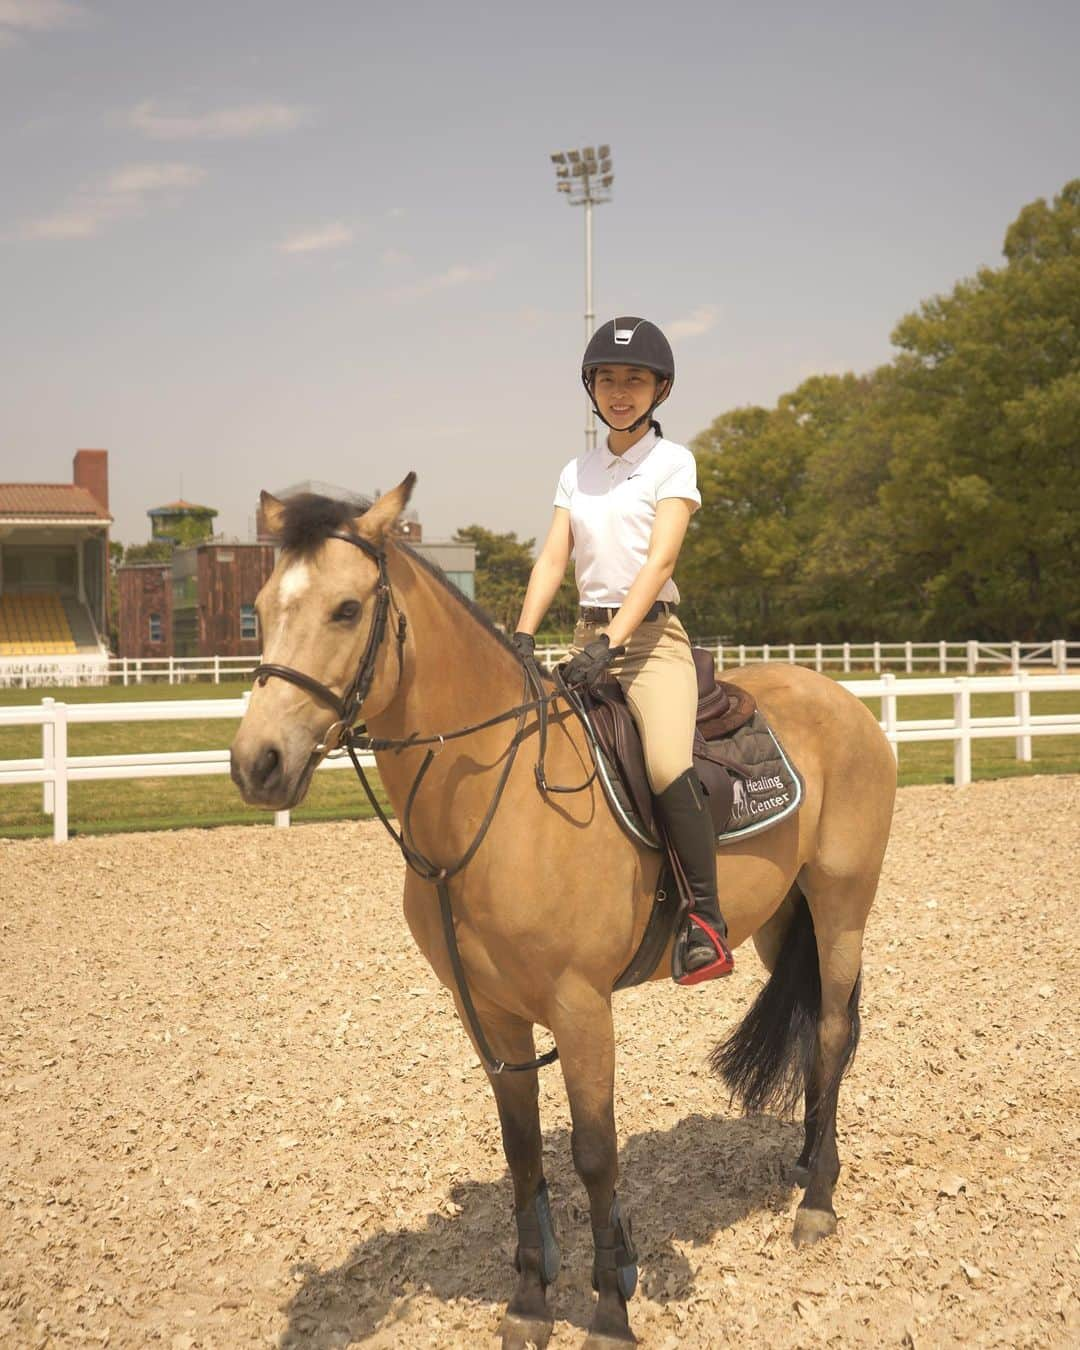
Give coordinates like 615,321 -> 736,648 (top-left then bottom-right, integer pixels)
1,674 -> 1076,838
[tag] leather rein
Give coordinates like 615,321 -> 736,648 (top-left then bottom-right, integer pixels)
250,530 -> 583,1075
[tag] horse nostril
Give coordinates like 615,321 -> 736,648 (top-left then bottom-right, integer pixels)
254,744 -> 281,787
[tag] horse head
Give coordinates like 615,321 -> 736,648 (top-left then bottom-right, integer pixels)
229,473 -> 416,810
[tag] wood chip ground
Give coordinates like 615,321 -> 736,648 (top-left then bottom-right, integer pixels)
2,776 -> 1078,1348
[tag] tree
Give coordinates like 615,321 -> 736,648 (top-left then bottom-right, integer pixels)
453,525 -> 536,631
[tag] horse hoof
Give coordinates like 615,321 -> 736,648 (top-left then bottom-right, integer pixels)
788,1163 -> 810,1188
792,1206 -> 837,1247
583,1330 -> 638,1348
500,1312 -> 554,1350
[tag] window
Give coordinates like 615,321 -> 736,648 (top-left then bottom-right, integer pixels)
240,604 -> 258,640
148,612 -> 162,643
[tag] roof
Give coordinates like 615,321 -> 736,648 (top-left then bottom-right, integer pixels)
0,484 -> 111,520
148,500 -> 217,516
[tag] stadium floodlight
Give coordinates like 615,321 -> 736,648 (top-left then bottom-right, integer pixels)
548,143 -> 615,450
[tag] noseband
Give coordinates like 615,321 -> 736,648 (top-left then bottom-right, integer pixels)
251,531 -> 406,748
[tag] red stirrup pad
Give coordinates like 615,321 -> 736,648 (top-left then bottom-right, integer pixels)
675,914 -> 735,986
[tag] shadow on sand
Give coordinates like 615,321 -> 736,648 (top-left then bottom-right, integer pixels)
280,1110 -> 801,1346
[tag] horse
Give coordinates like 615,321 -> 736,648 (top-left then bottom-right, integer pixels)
229,476 -> 896,1349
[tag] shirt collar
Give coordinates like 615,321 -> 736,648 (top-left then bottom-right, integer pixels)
601,427 -> 659,470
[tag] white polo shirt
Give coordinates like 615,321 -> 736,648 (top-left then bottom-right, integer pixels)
553,429 -> 701,607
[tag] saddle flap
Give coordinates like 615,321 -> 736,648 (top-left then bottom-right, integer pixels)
583,681 -> 657,837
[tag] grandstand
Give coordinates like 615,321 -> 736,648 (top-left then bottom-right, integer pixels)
0,450 -> 112,685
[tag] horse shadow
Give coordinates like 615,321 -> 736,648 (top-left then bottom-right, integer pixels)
280,1110 -> 801,1346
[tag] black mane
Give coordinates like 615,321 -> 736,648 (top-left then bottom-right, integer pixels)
276,492 -> 523,662
278,492 -> 369,555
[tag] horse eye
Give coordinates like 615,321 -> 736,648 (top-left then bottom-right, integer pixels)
331,600 -> 362,623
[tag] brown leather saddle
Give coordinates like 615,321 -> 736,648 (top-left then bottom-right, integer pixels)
583,648 -> 756,839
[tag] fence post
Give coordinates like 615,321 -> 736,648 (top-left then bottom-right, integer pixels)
214,654 -> 221,684
938,640 -> 947,674
873,640 -> 881,674
762,642 -> 770,663
1015,671 -> 1032,763
168,656 -> 175,686
136,658 -> 142,684
715,644 -> 724,672
274,809 -> 291,829
53,703 -> 69,841
1009,640 -> 1020,673
904,640 -> 913,674
953,680 -> 972,787
738,644 -> 746,667
881,672 -> 898,764
1055,639 -> 1067,674
842,642 -> 851,674
42,697 -> 55,815
966,640 -> 978,676
788,642 -> 796,664
815,642 -> 823,673
122,658 -> 129,688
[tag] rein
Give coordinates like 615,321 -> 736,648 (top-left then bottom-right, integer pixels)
251,530 -> 584,1075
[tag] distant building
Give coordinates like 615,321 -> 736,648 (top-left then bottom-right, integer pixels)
0,449 -> 112,682
117,500 -> 273,660
148,499 -> 217,545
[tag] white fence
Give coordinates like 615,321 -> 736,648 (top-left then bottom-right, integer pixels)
2,673 -> 1078,843
0,694 -> 374,842
536,638 -> 1078,675
0,639 -> 1077,689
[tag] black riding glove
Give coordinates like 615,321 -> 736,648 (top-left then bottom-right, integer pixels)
561,635 -> 624,692
512,631 -> 537,659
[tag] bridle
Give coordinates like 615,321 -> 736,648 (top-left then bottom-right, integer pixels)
252,530 -> 407,752
247,529 -> 591,1075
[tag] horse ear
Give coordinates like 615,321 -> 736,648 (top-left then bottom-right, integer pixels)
260,490 -> 286,536
355,472 -> 417,542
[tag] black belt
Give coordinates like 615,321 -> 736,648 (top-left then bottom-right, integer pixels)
580,601 -> 677,624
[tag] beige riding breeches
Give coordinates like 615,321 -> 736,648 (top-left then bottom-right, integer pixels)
570,613 -> 698,794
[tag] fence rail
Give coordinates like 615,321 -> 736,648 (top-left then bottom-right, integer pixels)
0,639 -> 1077,688
536,638 -> 1079,674
2,673 -> 1078,842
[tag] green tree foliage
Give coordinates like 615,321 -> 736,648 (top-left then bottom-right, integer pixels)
682,180 -> 1080,640
453,525 -> 536,631
453,524 -> 578,636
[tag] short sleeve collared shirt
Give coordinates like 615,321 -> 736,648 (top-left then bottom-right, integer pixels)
553,429 -> 701,607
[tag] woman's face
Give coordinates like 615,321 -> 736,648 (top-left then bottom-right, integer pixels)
591,364 -> 666,431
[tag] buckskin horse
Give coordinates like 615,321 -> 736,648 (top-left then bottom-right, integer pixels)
230,477 -> 896,1349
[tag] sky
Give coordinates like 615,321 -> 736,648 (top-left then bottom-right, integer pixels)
1,0 -> 1078,550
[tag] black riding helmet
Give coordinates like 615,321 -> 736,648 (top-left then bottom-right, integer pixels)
581,316 -> 675,434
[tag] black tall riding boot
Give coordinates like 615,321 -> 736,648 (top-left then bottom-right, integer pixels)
654,768 -> 735,985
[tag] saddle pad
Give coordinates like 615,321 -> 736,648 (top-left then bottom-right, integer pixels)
578,697 -> 801,848
700,711 -> 803,845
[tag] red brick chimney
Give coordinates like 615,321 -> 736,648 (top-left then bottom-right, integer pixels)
73,449 -> 109,512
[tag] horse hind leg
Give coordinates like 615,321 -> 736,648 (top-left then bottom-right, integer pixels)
712,881 -> 866,1246
791,874 -> 870,1248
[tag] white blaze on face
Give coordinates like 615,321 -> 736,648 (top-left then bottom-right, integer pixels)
278,559 -> 311,607
270,559 -> 312,645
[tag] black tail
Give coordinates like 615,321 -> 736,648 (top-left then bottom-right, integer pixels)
709,892 -> 861,1115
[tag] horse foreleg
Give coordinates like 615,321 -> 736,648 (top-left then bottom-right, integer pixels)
793,901 -> 865,1248
481,1010 -> 559,1350
552,985 -> 637,1348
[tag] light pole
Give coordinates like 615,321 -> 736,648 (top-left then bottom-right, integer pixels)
550,145 -> 613,451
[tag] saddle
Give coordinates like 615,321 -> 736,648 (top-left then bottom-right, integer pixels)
583,648 -> 756,838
